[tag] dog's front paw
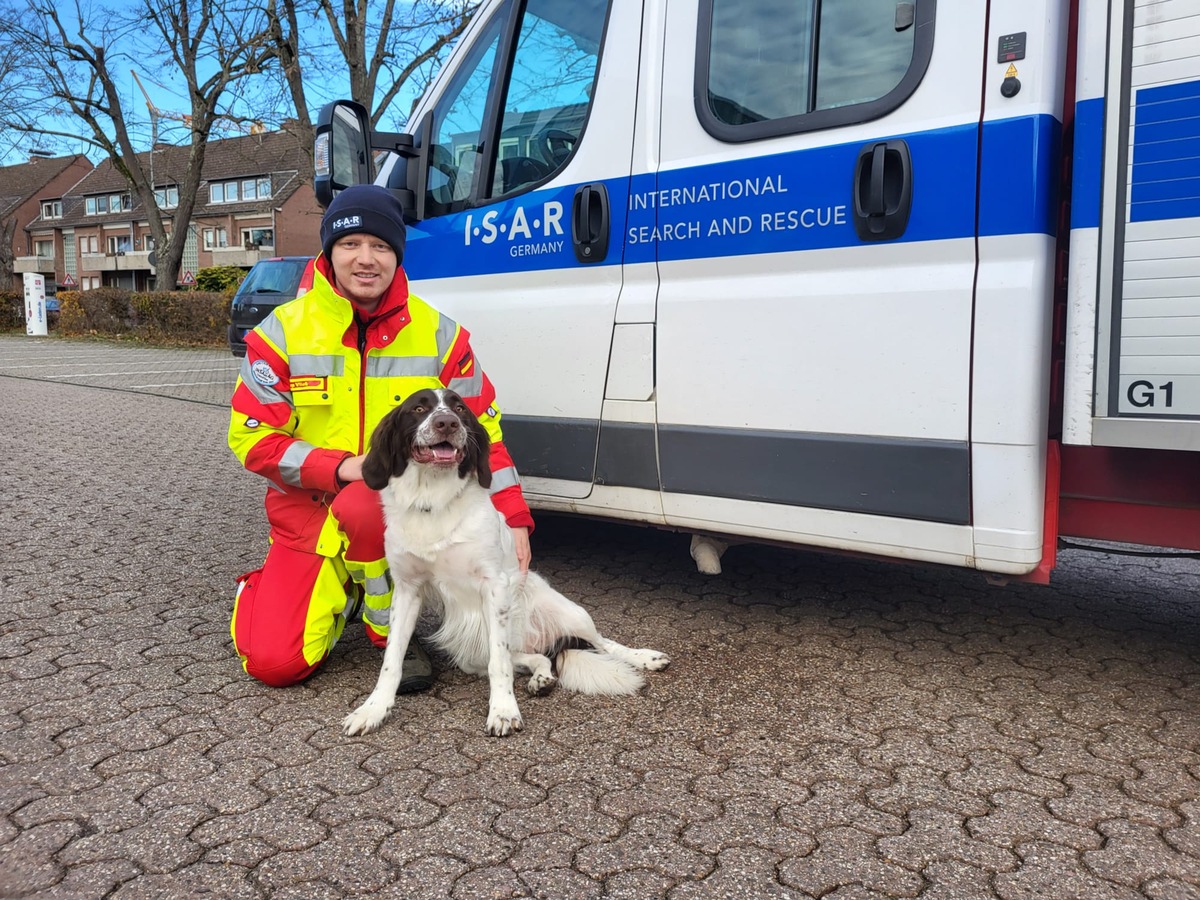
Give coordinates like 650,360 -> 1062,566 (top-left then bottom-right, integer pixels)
526,671 -> 557,696
629,648 -> 671,671
343,697 -> 392,736
486,698 -> 523,737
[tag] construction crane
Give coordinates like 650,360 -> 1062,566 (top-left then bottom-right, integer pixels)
132,70 -> 265,143
131,70 -> 192,147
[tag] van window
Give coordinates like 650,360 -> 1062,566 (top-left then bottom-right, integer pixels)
424,0 -> 609,215
698,0 -> 934,141
426,13 -> 504,213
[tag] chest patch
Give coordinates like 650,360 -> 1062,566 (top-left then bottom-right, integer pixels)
290,376 -> 328,393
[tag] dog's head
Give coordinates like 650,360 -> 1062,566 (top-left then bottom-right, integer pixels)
362,388 -> 492,490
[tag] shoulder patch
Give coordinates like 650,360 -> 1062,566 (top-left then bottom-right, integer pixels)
250,359 -> 280,387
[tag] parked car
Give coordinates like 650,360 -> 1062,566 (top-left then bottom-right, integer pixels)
228,256 -> 314,356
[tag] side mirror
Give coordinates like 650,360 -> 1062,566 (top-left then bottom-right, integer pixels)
314,100 -> 428,223
314,101 -> 374,207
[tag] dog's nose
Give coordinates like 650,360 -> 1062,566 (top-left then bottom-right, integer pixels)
431,412 -> 460,435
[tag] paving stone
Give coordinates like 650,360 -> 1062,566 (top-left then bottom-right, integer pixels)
966,789 -> 1103,852
994,840 -> 1144,900
776,826 -> 923,897
876,807 -> 1018,872
1083,819 -> 1200,888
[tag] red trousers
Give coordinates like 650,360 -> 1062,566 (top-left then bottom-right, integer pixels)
231,482 -> 392,686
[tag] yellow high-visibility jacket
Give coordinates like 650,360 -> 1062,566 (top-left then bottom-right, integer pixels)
229,257 -> 532,554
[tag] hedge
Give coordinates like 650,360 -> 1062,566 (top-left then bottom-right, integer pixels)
0,288 -> 230,347
0,291 -> 25,331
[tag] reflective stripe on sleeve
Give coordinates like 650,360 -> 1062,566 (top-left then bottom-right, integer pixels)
278,440 -> 318,486
489,465 -> 521,493
256,315 -> 288,352
447,371 -> 484,398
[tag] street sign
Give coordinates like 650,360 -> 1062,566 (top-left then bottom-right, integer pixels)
180,270 -> 196,285
61,273 -> 77,287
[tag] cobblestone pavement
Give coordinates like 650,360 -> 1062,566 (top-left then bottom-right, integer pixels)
2,338 -> 1199,899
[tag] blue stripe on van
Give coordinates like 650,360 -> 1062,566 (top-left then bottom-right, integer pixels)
1071,97 -> 1104,230
1131,79 -> 1200,223
404,114 -> 1061,281
979,114 -> 1060,239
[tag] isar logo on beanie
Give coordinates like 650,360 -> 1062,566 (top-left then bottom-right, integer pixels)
320,184 -> 408,263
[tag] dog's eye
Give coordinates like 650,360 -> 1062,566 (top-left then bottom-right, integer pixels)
413,405 -> 425,413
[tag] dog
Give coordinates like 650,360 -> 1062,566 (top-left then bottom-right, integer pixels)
342,387 -> 669,737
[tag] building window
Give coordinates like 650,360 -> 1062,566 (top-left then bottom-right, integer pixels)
107,235 -> 133,254
209,177 -> 271,204
82,276 -> 101,290
84,194 -> 131,215
241,227 -> 274,248
155,186 -> 179,209
211,181 -> 237,203
41,200 -> 62,219
80,235 -> 99,254
34,239 -> 54,258
203,227 -> 228,250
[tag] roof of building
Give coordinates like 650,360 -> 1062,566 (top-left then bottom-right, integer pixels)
0,154 -> 92,220
41,130 -> 311,231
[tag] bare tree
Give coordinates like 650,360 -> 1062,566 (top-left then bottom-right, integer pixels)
0,218 -> 16,290
262,0 -> 479,159
0,0 -> 275,288
0,4 -> 27,164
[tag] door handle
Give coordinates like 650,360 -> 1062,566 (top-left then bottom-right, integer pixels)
852,139 -> 913,241
572,182 -> 610,263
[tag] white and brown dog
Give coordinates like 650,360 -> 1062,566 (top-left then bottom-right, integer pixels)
342,388 -> 669,737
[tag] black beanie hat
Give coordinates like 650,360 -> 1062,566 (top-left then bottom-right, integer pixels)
320,184 -> 407,263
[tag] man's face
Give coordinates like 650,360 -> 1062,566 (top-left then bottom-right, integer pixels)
329,233 -> 398,311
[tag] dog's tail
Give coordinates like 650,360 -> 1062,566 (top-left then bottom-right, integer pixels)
555,649 -> 645,695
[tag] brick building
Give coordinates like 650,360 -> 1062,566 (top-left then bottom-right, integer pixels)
15,129 -> 321,292
2,154 -> 95,292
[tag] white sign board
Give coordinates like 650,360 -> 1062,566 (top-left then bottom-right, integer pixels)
23,273 -> 47,337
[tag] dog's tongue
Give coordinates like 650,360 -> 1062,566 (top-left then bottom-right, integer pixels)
431,444 -> 457,461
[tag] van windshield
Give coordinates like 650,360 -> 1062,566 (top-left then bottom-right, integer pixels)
239,259 -> 308,294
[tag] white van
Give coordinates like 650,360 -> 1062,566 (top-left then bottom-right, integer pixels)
314,0 -> 1200,581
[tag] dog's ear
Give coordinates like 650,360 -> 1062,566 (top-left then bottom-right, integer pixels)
363,411 -> 407,490
462,413 -> 493,490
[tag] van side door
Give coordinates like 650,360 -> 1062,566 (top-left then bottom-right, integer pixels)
652,1 -> 1002,566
